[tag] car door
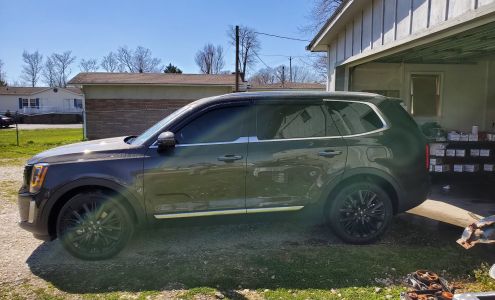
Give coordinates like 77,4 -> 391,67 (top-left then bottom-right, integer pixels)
143,101 -> 252,217
245,98 -> 347,211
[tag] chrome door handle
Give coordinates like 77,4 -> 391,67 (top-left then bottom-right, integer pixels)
217,154 -> 243,162
318,150 -> 342,158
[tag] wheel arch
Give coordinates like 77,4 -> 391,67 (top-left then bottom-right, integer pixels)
324,169 -> 402,215
45,178 -> 146,238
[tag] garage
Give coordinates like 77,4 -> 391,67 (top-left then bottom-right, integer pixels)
68,72 -> 246,140
307,0 -> 495,183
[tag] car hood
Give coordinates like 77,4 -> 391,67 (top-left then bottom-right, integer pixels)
27,136 -> 140,164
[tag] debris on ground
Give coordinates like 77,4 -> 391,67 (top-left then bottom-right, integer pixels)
400,270 -> 456,300
457,215 -> 495,249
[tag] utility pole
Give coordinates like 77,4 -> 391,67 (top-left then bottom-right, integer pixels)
289,56 -> 292,83
235,25 -> 240,93
281,65 -> 286,87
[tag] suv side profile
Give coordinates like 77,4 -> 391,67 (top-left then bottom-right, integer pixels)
18,92 -> 430,260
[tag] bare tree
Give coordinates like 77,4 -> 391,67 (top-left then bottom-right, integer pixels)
274,65 -> 287,85
228,25 -> 261,78
133,46 -> 162,73
51,51 -> 76,87
291,65 -> 320,83
297,0 -> 343,81
101,52 -> 119,72
42,57 -> 57,87
301,0 -> 343,34
310,54 -> 328,81
115,46 -> 162,73
116,46 -> 134,72
21,50 -> 43,87
195,44 -> 225,74
250,64 -> 320,86
79,58 -> 99,72
249,67 -> 276,85
0,59 -> 7,86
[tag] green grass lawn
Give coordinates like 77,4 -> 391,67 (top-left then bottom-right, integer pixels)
0,128 -> 83,160
0,128 -> 493,299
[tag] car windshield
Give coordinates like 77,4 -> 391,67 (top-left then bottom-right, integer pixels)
130,104 -> 193,145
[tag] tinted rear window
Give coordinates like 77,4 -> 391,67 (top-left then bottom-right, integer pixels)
327,101 -> 384,136
256,102 -> 340,140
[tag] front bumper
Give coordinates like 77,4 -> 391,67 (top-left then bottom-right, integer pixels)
18,191 -> 52,241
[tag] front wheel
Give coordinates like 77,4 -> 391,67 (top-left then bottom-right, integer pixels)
326,182 -> 393,244
56,191 -> 134,260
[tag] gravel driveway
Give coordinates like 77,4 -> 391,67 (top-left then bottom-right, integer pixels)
0,160 -> 492,299
0,161 -> 341,296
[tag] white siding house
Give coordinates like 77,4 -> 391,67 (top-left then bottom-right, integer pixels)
0,87 -> 84,115
307,0 -> 495,131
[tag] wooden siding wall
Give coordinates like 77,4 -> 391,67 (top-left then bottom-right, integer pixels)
327,0 -> 495,90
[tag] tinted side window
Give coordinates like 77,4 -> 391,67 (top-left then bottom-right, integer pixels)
177,106 -> 249,144
256,102 -> 340,140
327,101 -> 384,136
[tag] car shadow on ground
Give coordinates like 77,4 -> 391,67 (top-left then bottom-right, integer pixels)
26,213 -> 493,295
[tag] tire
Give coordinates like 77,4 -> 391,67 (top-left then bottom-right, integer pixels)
56,191 -> 134,260
326,181 -> 393,244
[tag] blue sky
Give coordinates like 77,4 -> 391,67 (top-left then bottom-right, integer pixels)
0,0 -> 316,85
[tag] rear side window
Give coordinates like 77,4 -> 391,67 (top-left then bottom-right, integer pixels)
256,102 -> 340,140
327,101 -> 385,136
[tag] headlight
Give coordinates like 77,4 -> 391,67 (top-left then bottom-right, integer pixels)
29,164 -> 49,193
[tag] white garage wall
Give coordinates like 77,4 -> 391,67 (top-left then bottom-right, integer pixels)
324,0 -> 495,91
351,61 -> 490,131
484,60 -> 495,130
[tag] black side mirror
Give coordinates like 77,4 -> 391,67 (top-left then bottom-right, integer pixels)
157,131 -> 176,150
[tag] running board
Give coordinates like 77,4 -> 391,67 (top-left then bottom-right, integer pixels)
154,206 -> 304,219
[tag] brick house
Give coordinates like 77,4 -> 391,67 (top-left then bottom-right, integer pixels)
68,73 -> 246,139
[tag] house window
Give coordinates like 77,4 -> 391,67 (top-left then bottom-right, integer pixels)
410,75 -> 441,117
22,98 -> 29,108
74,99 -> 83,109
29,98 -> 39,108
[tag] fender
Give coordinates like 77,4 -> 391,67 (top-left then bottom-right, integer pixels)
319,167 -> 404,208
41,177 -> 147,233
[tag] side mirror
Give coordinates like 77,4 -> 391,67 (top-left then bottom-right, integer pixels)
490,264 -> 495,280
157,131 -> 176,150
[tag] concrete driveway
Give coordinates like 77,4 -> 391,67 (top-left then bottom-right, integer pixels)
409,183 -> 495,227
2,124 -> 82,130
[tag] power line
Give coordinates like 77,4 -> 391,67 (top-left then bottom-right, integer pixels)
253,31 -> 311,42
253,50 -> 270,69
258,54 -> 306,58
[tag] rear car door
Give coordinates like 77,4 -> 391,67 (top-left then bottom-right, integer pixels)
143,102 -> 252,217
245,98 -> 348,211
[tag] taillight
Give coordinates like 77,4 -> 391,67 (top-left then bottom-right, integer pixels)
425,144 -> 430,170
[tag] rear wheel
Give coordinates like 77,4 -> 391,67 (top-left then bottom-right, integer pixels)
56,191 -> 133,260
326,182 -> 393,244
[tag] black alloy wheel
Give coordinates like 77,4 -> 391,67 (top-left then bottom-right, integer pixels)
327,182 -> 393,244
56,191 -> 133,260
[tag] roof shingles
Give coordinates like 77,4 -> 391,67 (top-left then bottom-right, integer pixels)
68,72 -> 241,86
0,86 -> 83,95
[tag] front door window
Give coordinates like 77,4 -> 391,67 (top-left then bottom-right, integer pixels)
144,103 -> 252,216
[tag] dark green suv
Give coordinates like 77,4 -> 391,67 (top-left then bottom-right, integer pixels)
18,92 -> 429,260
